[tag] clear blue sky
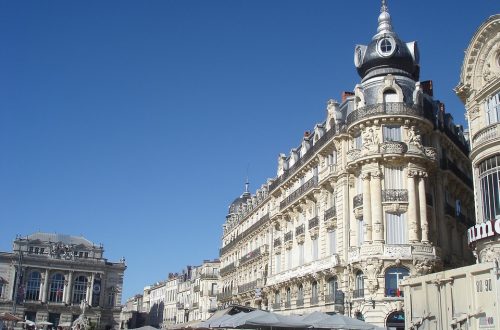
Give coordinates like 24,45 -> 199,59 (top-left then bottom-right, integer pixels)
0,1 -> 498,302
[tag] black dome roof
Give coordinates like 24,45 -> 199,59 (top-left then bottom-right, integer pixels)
354,1 -> 419,81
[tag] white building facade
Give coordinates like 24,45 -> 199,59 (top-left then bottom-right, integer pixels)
0,233 -> 126,330
456,14 -> 500,263
219,2 -> 475,328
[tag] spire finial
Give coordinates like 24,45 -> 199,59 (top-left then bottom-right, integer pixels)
373,0 -> 396,39
381,0 -> 388,13
245,177 -> 249,193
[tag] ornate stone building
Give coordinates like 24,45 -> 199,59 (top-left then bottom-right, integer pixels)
0,233 -> 126,330
456,14 -> 500,262
218,2 -> 475,328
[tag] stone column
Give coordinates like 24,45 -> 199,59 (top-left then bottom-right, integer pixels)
362,172 -> 372,243
408,170 -> 419,243
87,273 -> 95,305
418,172 -> 429,243
371,170 -> 384,243
41,269 -> 49,303
65,271 -> 74,304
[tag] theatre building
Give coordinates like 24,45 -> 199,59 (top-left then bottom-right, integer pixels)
218,1 -> 475,328
0,233 -> 126,330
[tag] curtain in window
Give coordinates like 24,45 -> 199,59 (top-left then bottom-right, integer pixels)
383,125 -> 402,141
385,212 -> 408,244
329,230 -> 337,254
358,219 -> 365,246
384,166 -> 404,189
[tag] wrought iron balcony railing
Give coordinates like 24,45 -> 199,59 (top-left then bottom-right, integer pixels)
310,296 -> 319,305
274,238 -> 282,248
325,290 -> 344,305
239,246 -> 266,265
280,176 -> 318,210
272,302 -> 281,310
324,206 -> 336,220
382,189 -> 408,202
441,158 -> 473,188
284,231 -> 293,242
238,280 -> 258,294
308,216 -> 319,229
296,298 -> 304,307
220,213 -> 270,256
295,224 -> 305,236
220,262 -> 236,277
346,102 -> 426,126
269,128 -> 336,192
353,194 -> 363,208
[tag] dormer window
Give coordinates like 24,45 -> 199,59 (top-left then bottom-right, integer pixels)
377,36 -> 396,57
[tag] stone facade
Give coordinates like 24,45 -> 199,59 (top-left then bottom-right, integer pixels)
218,2 -> 475,328
456,14 -> 500,262
0,233 -> 126,330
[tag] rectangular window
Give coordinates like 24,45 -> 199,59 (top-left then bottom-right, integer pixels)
298,245 -> 304,266
329,230 -> 337,254
385,212 -> 408,244
275,254 -> 281,274
358,218 -> 365,246
485,92 -> 500,125
383,125 -> 402,142
312,238 -> 318,260
354,134 -> 362,149
384,166 -> 404,189
286,249 -> 293,270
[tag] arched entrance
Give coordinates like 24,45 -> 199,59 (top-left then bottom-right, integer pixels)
386,311 -> 405,330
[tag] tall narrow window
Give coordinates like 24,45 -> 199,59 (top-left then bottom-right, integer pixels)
357,218 -> 365,246
48,273 -> 65,303
354,134 -> 363,149
383,90 -> 398,103
311,281 -> 318,304
286,249 -> 293,270
479,155 -> 500,221
72,276 -> 88,304
485,92 -> 500,125
25,271 -> 42,301
329,229 -> 337,254
298,244 -> 305,266
275,254 -> 281,274
355,271 -> 364,298
383,125 -> 402,142
311,238 -> 318,260
384,166 -> 404,189
386,212 -> 408,244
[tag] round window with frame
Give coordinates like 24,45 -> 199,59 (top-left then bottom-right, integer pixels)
377,36 -> 396,57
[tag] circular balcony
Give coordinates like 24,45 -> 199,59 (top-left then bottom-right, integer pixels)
346,102 -> 431,127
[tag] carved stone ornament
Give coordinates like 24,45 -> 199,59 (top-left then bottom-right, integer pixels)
479,246 -> 500,263
362,258 -> 383,295
413,258 -> 434,276
406,126 -> 423,149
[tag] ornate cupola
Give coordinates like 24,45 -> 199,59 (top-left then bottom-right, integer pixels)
354,0 -> 420,82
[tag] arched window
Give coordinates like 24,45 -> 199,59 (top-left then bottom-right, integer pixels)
386,311 -> 405,330
479,155 -> 500,221
354,271 -> 364,298
48,273 -> 65,302
385,267 -> 409,297
383,90 -> 398,103
285,287 -> 291,307
25,271 -> 42,301
311,281 -> 318,304
72,275 -> 88,304
297,285 -> 304,306
326,276 -> 339,304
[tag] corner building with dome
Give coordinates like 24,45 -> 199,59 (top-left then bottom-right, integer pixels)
218,2 -> 475,328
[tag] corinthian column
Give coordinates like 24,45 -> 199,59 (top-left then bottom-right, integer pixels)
362,172 -> 372,243
408,170 -> 419,243
371,170 -> 384,242
418,172 -> 429,243
41,269 -> 49,303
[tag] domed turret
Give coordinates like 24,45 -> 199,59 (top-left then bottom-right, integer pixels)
354,0 -> 420,81
228,180 -> 251,215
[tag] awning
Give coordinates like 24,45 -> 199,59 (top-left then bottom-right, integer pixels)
0,313 -> 23,322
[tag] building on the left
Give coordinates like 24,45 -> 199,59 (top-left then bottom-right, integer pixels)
0,233 -> 126,330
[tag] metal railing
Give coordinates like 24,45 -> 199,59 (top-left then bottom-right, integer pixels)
274,238 -> 282,248
308,216 -> 319,229
353,194 -> 363,208
382,189 -> 408,202
296,298 -> 304,307
269,128 -> 337,192
280,176 -> 318,210
220,262 -> 236,277
310,296 -> 319,305
441,158 -> 473,188
325,291 -> 344,304
346,102 -> 426,126
238,280 -> 258,294
324,206 -> 336,220
239,246 -> 264,265
220,213 -> 270,256
284,231 -> 293,242
272,302 -> 281,310
295,224 -> 305,236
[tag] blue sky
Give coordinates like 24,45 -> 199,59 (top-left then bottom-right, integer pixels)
0,1 -> 498,301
